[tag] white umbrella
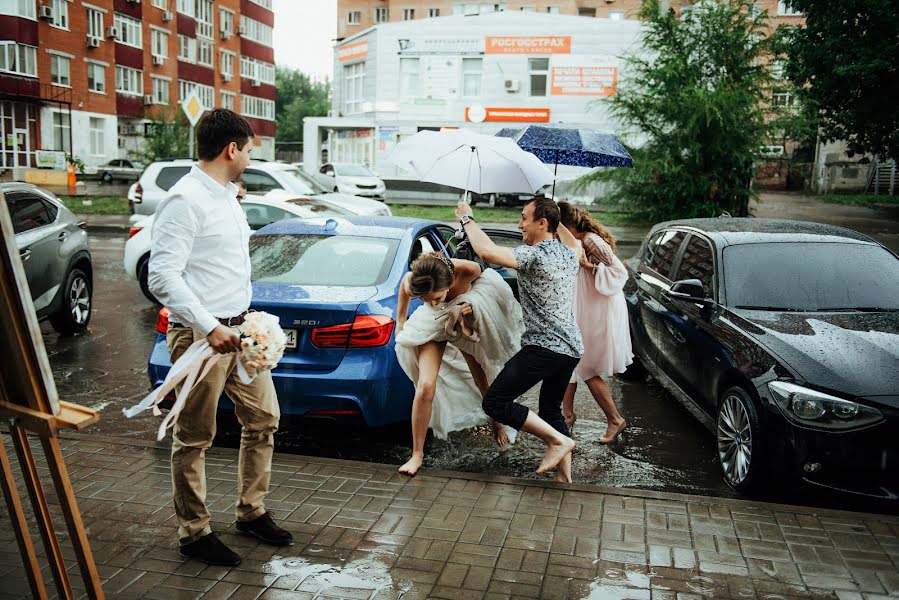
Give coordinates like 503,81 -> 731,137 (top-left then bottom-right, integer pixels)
388,129 -> 553,201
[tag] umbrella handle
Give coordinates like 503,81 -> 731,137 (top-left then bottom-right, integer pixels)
463,146 -> 475,205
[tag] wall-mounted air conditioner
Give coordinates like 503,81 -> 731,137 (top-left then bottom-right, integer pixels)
237,25 -> 247,36
221,73 -> 232,82
152,55 -> 164,66
504,79 -> 520,92
162,10 -> 173,21
86,35 -> 101,48
143,95 -> 154,106
221,30 -> 231,40
106,26 -> 119,39
252,79 -> 261,87
39,5 -> 53,19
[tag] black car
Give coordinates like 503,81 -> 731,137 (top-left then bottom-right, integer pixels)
624,218 -> 899,499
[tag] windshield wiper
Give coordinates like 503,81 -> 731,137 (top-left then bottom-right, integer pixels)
817,307 -> 899,313
734,306 -> 807,312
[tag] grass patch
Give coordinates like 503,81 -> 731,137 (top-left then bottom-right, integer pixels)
818,194 -> 899,206
389,204 -> 646,226
58,195 -> 130,215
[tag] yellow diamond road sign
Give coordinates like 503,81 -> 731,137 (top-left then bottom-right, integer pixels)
181,91 -> 206,127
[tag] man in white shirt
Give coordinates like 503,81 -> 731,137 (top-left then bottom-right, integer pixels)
149,109 -> 291,567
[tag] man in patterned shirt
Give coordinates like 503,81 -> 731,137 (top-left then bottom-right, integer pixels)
456,196 -> 584,482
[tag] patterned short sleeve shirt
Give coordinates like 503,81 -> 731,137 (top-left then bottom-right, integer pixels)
512,239 -> 584,358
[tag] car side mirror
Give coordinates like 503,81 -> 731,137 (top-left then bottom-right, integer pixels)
668,279 -> 712,304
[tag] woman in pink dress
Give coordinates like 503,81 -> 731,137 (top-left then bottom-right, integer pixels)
558,202 -> 633,444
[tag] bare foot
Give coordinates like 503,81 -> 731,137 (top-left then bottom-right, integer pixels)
597,419 -> 627,445
536,436 -> 575,474
493,421 -> 509,450
399,452 -> 423,476
554,454 -> 572,483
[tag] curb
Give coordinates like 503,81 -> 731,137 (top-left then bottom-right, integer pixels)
86,224 -> 130,235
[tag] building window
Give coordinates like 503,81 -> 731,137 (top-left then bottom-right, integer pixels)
462,57 -> 482,97
772,92 -> 794,108
777,1 -> 801,16
578,7 -> 596,16
195,0 -> 213,38
529,57 -> 549,96
176,0 -> 194,17
178,80 -> 214,107
0,42 -> 37,77
114,13 -> 143,48
0,0 -> 36,19
86,8 -> 103,43
115,65 -> 143,96
347,10 -> 361,24
49,0 -> 68,28
399,57 -> 420,98
428,8 -> 440,17
221,91 -> 235,110
240,56 -> 275,85
52,112 -> 70,153
546,5 -> 560,14
241,95 -> 275,120
770,59 -> 786,79
151,76 -> 169,103
403,8 -> 414,20
344,62 -> 364,115
220,50 -> 234,79
87,62 -> 105,93
152,0 -> 167,8
220,8 -> 234,37
89,117 -> 105,156
177,35 -> 197,63
197,39 -> 213,67
609,10 -> 624,20
519,5 -> 535,12
247,0 -> 272,8
374,7 -> 388,22
239,16 -> 273,47
50,54 -> 70,86
151,29 -> 169,59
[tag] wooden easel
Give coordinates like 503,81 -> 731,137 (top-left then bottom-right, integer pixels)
0,195 -> 103,599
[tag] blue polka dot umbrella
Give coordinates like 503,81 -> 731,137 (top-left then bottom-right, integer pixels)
496,124 -> 633,196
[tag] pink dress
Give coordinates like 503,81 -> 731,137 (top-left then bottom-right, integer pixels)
572,232 -> 633,381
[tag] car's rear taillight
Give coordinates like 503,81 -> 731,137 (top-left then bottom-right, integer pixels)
128,225 -> 143,239
77,221 -> 87,230
134,182 -> 143,202
310,315 -> 394,349
156,307 -> 169,335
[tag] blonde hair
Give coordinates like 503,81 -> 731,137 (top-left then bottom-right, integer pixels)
557,201 -> 617,254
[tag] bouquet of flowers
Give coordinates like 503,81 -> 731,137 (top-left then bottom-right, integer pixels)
235,311 -> 288,379
123,311 -> 287,440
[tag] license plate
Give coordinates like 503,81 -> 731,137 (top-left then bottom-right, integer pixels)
284,329 -> 297,349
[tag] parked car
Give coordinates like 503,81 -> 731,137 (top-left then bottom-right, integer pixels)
623,218 -> 899,498
97,159 -> 143,183
147,217 -> 522,426
127,160 -> 391,223
3,183 -> 92,334
124,192 -> 353,304
316,163 -> 387,200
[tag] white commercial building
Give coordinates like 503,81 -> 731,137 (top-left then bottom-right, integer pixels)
304,12 -> 644,181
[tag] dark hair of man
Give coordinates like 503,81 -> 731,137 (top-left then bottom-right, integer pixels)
196,108 -> 255,161
408,253 -> 455,297
524,195 -> 560,233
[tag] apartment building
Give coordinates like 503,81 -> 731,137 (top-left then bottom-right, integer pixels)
0,0 -> 276,175
336,0 -> 805,41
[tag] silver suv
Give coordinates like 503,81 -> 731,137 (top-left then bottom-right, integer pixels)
4,183 -> 92,334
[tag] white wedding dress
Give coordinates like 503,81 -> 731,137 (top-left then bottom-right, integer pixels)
395,268 -> 524,440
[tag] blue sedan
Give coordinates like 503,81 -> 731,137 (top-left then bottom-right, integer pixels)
147,216 -> 521,427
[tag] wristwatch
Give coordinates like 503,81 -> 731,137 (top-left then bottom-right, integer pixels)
460,215 -> 475,227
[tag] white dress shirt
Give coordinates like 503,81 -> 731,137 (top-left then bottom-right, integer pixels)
148,166 -> 252,337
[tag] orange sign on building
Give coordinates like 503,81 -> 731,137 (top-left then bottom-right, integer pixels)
338,40 -> 369,62
550,66 -> 619,96
465,107 -> 551,122
485,36 -> 571,55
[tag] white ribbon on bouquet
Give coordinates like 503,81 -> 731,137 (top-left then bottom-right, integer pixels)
122,339 -> 257,441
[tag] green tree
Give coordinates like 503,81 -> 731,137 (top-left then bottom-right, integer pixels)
133,106 -> 189,164
576,0 -> 779,219
784,0 -> 899,162
275,67 -> 331,143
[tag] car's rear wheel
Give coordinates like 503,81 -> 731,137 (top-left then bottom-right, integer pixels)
50,267 -> 92,335
716,386 -> 764,494
101,171 -> 113,183
486,193 -> 497,207
138,257 -> 161,305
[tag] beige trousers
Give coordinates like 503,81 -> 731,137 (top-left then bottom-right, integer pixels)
167,324 -> 280,544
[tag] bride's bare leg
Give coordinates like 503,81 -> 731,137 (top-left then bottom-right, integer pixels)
461,350 -> 507,448
399,341 -> 446,476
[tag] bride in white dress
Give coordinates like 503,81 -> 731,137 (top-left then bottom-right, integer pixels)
394,251 -> 524,476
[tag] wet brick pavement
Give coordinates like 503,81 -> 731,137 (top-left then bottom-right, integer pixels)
1,433 -> 898,600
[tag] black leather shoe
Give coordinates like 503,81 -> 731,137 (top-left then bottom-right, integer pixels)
179,533 -> 241,566
236,512 -> 294,546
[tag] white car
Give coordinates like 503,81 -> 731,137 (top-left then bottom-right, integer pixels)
316,163 -> 386,200
124,192 -> 352,303
127,160 -> 390,224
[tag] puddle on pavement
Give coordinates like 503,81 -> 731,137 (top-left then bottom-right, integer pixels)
263,555 -> 410,598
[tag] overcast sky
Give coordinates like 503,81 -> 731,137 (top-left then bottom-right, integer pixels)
272,0 -> 337,81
